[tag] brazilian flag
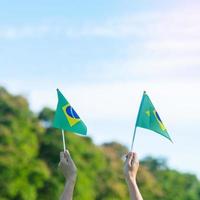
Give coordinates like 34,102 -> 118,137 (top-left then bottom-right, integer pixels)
53,89 -> 87,135
136,91 -> 172,142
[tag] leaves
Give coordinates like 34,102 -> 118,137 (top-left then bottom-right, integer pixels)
0,87 -> 200,200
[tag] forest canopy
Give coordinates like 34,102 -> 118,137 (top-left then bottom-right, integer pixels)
0,86 -> 200,200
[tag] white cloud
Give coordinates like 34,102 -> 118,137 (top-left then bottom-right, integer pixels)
24,80 -> 200,124
2,77 -> 199,125
1,2 -> 200,41
0,25 -> 50,39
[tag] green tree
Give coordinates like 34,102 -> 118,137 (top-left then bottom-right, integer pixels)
0,87 -> 50,200
1,86 -> 200,200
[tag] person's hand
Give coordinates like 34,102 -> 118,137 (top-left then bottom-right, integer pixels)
59,150 -> 77,182
124,152 -> 139,182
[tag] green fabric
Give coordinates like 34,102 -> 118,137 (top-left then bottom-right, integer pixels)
136,91 -> 172,142
53,89 -> 87,135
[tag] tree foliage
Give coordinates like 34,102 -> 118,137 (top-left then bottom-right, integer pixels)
0,87 -> 200,200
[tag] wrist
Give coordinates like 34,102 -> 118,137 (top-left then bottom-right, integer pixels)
66,174 -> 77,183
126,176 -> 137,185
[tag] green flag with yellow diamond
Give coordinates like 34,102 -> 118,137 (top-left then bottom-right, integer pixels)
53,89 -> 87,135
135,91 -> 172,142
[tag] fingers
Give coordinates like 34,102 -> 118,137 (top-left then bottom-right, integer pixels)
64,150 -> 70,160
60,150 -> 72,163
128,153 -> 134,167
125,152 -> 137,167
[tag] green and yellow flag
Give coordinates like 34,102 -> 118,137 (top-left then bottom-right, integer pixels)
53,89 -> 87,135
135,91 -> 172,142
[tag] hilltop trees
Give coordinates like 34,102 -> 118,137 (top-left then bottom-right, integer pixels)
0,87 -> 200,200
0,87 -> 49,199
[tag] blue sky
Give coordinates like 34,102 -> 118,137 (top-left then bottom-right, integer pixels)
1,0 -> 200,177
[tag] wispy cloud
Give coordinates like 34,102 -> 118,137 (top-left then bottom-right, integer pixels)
1,3 -> 200,40
0,25 -> 50,39
1,3 -> 199,81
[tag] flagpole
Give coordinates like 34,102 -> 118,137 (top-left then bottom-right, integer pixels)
130,126 -> 137,152
130,91 -> 146,152
62,129 -> 66,152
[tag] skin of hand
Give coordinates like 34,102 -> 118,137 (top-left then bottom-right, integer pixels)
59,150 -> 77,182
59,150 -> 77,200
123,152 -> 139,182
124,152 -> 143,200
